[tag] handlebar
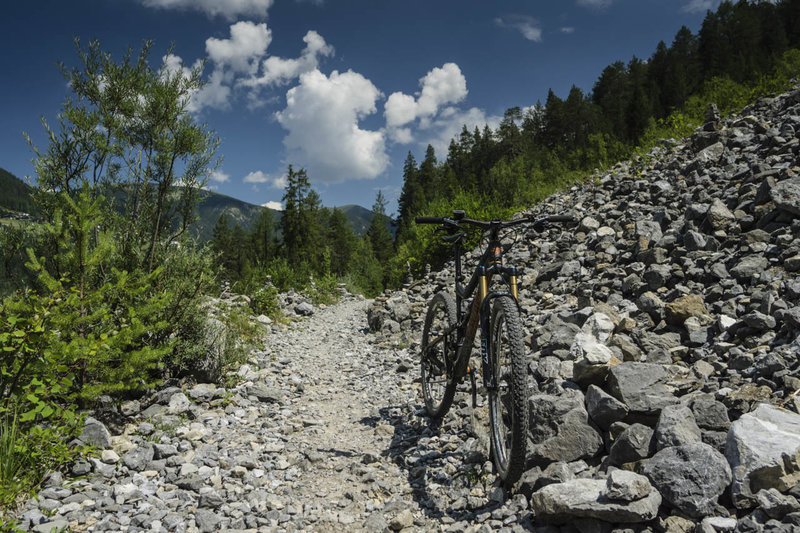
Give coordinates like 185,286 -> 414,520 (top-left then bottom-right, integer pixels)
414,213 -> 574,231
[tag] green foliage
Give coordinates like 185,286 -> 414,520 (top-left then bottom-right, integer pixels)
25,39 -> 220,274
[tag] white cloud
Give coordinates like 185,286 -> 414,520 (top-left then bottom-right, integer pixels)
206,22 -> 271,76
577,0 -> 613,8
210,170 -> 230,183
243,30 -> 334,88
262,201 -> 283,210
244,170 -> 287,188
188,69 -> 232,112
495,15 -> 543,42
139,0 -> 273,20
275,69 -> 388,183
560,27 -> 576,34
422,106 -> 502,157
384,63 -> 468,131
681,0 -> 721,13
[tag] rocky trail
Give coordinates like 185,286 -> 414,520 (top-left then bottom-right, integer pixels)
13,84 -> 800,532
14,297 -> 527,532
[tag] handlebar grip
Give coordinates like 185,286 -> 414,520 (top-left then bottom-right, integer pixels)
546,215 -> 574,224
415,216 -> 444,224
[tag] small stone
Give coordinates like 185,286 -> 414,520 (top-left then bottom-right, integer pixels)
389,509 -> 414,531
101,450 -> 120,464
653,404 -> 702,451
604,470 -> 652,502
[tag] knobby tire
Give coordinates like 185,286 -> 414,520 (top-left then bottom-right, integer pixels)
421,292 -> 457,419
487,295 -> 529,486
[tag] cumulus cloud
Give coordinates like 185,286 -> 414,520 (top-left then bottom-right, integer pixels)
495,15 -> 543,42
243,30 -> 334,88
161,53 -> 230,113
275,69 -> 388,183
681,0 -> 722,13
210,170 -> 230,183
139,0 -> 273,20
206,21 -> 271,76
244,170 -> 287,188
262,201 -> 283,210
421,106 -> 502,158
560,27 -> 576,34
384,62 -> 468,136
577,0 -> 613,8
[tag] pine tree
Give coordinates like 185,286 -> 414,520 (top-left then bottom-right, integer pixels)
367,191 -> 394,268
280,165 -> 322,272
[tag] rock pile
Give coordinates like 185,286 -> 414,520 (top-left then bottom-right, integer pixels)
368,85 -> 800,529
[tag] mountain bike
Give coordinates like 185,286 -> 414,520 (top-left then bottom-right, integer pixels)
414,210 -> 573,486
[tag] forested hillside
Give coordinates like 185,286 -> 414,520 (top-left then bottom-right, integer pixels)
0,168 -> 37,216
390,0 -> 800,284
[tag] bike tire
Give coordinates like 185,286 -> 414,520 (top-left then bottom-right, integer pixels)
487,295 -> 529,486
421,292 -> 458,419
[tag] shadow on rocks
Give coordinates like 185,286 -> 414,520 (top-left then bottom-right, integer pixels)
362,404 -> 506,524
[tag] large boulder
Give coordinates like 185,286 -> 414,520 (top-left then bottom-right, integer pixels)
529,473 -> 661,523
527,389 -> 604,466
606,363 -> 678,420
726,403 -> 800,508
640,442 -> 731,518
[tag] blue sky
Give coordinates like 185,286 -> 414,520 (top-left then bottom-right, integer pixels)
1,0 -> 722,214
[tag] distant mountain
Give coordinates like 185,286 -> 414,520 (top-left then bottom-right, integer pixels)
0,168 -> 38,217
192,194 -> 394,241
336,204 -> 396,238
192,190 -> 278,242
0,168 -> 389,240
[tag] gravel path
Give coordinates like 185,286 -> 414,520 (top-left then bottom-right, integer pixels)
15,295 -> 525,532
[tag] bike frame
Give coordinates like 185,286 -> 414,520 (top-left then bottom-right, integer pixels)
446,226 -> 519,392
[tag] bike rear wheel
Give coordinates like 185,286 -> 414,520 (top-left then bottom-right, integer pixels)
421,292 -> 458,418
487,295 -> 529,486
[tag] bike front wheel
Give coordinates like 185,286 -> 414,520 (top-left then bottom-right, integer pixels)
487,295 -> 529,486
421,292 -> 458,418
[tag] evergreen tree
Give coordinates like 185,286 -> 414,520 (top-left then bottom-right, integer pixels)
280,165 -> 322,272
367,191 -> 394,268
396,152 -> 420,242
326,208 -> 356,277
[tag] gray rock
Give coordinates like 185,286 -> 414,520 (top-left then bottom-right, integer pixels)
653,404 -> 702,451
79,417 -> 112,449
608,423 -> 654,467
167,392 -> 191,414
640,442 -> 731,518
726,403 -> 800,508
771,177 -> 800,216
607,363 -> 677,419
685,230 -> 707,251
120,400 -> 140,416
756,488 -> 800,520
730,255 -> 768,282
604,470 -> 653,502
707,198 -> 736,229
742,311 -> 777,330
527,391 -> 604,466
691,396 -> 731,431
585,384 -> 629,430
188,383 -> 219,402
248,384 -> 284,403
122,443 -> 154,472
530,477 -> 661,523
32,520 -> 70,533
195,509 -> 222,532
294,302 -> 314,316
